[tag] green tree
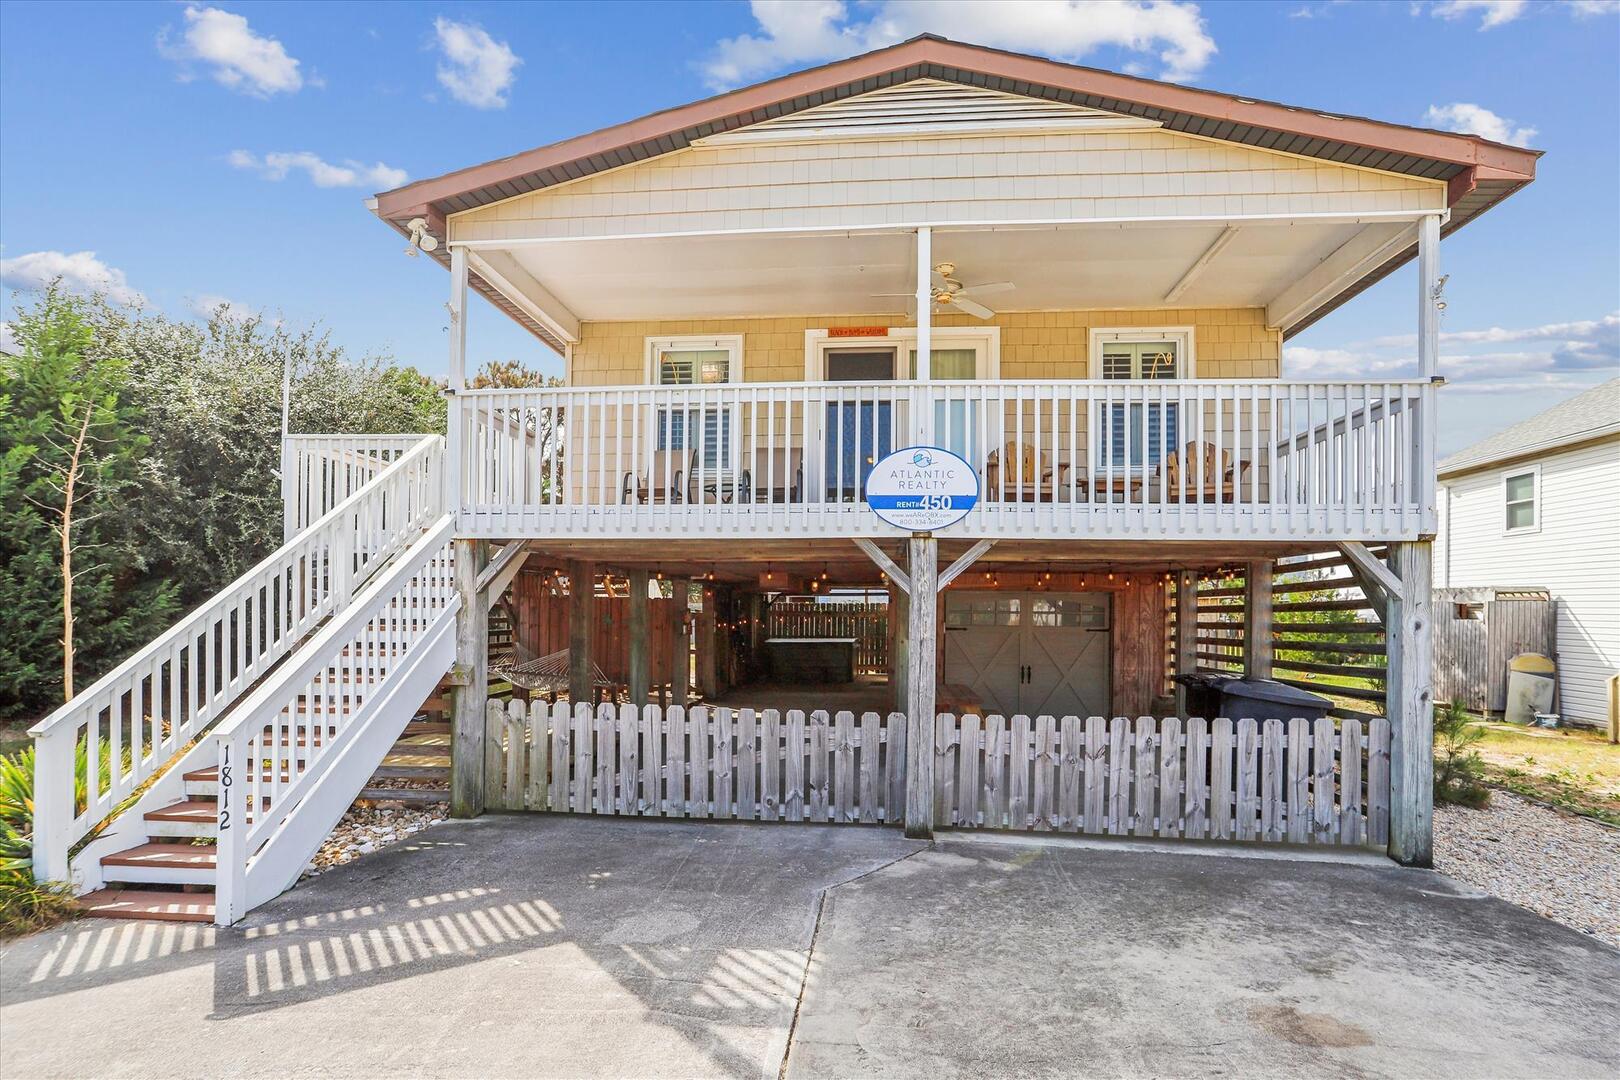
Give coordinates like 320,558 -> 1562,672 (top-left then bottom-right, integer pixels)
0,289 -> 177,715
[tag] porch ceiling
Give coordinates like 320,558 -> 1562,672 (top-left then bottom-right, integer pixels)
479,217 -> 1402,328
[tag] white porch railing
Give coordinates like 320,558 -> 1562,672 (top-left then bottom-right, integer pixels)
30,435 -> 444,884
452,379 -> 1434,541
282,434 -> 427,539
212,515 -> 458,924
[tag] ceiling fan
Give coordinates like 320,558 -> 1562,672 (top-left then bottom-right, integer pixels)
873,262 -> 1014,320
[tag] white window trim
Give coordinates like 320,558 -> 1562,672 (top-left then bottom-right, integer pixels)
644,334 -> 744,385
1087,326 -> 1197,379
803,326 -> 1001,381
1502,464 -> 1541,535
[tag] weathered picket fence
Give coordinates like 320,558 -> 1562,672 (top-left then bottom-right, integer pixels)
484,701 -> 1389,847
485,701 -> 909,822
932,713 -> 1389,846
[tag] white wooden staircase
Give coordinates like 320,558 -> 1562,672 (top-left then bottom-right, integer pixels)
31,435 -> 457,926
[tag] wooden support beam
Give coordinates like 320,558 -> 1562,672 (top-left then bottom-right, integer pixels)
1386,540 -> 1434,867
696,588 -> 717,698
628,567 -> 650,706
568,560 -> 595,705
937,539 -> 997,592
1265,220 -> 1414,332
450,538 -> 489,819
904,536 -> 937,839
475,543 -> 530,600
1338,541 -> 1402,606
1175,569 -> 1198,715
853,538 -> 910,594
1243,559 -> 1273,680
669,577 -> 690,708
890,580 -> 909,713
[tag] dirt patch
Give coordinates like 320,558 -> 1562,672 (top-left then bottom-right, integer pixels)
1249,1004 -> 1374,1048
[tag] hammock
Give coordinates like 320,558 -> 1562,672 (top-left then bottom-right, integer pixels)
491,643 -> 614,694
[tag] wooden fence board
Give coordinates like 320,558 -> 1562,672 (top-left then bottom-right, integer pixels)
1286,717 -> 1310,843
1184,718 -> 1209,840
956,714 -> 981,828
640,704 -> 660,815
808,710 -> 829,822
666,706 -> 686,819
1340,717 -> 1363,845
713,707 -> 734,819
1260,719 -> 1283,842
1083,716 -> 1106,835
1133,718 -> 1156,837
935,714 -> 957,827
761,709 -> 780,821
1034,716 -> 1057,831
885,712 -> 906,823
859,711 -> 879,824
1059,716 -> 1081,833
1010,715 -> 1032,830
784,710 -> 805,822
1236,718 -> 1258,841
834,711 -> 855,823
737,708 -> 757,821
1313,716 -> 1337,843
689,706 -> 711,817
1107,718 -> 1130,836
1210,718 -> 1234,840
984,715 -> 1007,829
1158,717 -> 1182,838
1368,717 -> 1391,845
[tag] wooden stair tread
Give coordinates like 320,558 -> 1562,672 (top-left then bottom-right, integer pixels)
102,843 -> 217,869
144,799 -> 218,823
77,888 -> 214,923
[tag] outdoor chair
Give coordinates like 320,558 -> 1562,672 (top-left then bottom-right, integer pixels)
621,449 -> 695,505
1159,440 -> 1252,503
741,447 -> 804,504
985,441 -> 1071,502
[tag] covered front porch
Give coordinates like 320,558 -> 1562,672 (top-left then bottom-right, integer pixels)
441,212 -> 1444,544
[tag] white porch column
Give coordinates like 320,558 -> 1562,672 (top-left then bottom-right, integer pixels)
446,245 -> 469,523
1386,540 -> 1434,867
914,226 -> 932,445
904,535 -> 937,839
1417,214 -> 1441,379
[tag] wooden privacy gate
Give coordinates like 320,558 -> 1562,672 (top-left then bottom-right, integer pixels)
484,701 -> 1390,847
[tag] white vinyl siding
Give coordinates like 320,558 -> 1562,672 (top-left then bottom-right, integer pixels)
1437,439 -> 1620,725
451,126 -> 1445,243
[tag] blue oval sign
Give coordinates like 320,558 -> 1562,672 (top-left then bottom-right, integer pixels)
864,446 -> 979,532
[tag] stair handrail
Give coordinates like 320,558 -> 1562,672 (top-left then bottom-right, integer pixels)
212,514 -> 458,923
30,434 -> 444,883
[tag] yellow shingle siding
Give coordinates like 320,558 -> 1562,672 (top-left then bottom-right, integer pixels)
570,308 -> 1280,385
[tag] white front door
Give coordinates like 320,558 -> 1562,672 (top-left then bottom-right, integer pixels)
943,592 -> 1112,716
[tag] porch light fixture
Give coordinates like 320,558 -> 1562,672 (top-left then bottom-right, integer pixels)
404,217 -> 439,257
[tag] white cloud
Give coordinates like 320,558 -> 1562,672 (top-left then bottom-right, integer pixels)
159,5 -> 304,97
1286,313 -> 1620,390
1425,1 -> 1528,29
1422,103 -> 1536,147
433,17 -> 520,109
1570,0 -> 1620,15
229,150 -> 408,190
700,0 -> 1217,91
0,250 -> 146,307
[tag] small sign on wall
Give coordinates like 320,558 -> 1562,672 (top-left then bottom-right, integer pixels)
865,446 -> 979,532
828,326 -> 890,338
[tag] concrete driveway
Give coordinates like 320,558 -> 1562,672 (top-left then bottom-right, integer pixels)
2,816 -> 1615,1079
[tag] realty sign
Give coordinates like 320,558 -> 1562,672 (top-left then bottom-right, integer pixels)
865,446 -> 979,532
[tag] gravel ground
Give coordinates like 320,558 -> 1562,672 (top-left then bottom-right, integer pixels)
1435,791 -> 1619,950
301,801 -> 448,878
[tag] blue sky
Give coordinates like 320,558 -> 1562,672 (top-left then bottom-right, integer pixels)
2,0 -> 1616,455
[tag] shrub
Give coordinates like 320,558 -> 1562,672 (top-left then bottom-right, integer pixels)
0,745 -> 80,938
1434,700 -> 1491,808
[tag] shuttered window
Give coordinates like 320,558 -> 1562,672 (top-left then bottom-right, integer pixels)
1099,339 -> 1181,470
650,340 -> 739,470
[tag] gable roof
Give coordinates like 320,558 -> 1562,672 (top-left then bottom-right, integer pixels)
1439,379 -> 1620,478
374,34 -> 1540,351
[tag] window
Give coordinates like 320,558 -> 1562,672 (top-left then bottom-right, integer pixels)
1089,329 -> 1193,472
946,595 -> 1021,628
1504,468 -> 1538,532
1454,603 -> 1484,621
646,336 -> 742,471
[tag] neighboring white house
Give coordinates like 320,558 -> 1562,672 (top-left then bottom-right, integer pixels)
1436,379 -> 1620,727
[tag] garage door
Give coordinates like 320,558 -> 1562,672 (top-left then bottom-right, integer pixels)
943,592 -> 1111,717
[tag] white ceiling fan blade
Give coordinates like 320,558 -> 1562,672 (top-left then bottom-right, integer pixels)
953,296 -> 997,320
870,292 -> 918,297
959,281 -> 1015,296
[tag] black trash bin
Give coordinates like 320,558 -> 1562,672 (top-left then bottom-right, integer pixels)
1172,672 -> 1238,718
1218,678 -> 1331,722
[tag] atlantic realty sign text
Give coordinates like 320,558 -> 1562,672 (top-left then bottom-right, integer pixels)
864,446 -> 979,531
